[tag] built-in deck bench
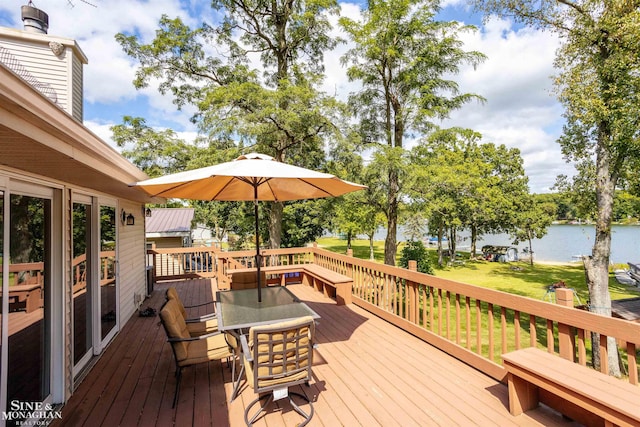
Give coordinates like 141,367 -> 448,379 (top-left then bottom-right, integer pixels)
299,264 -> 353,305
503,347 -> 640,427
226,264 -> 353,305
1,283 -> 42,313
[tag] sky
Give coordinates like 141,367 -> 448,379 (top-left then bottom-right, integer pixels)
0,0 -> 569,193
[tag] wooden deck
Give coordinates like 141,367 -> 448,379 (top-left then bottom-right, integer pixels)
53,279 -> 579,426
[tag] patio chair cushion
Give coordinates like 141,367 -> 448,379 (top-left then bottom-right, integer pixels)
179,334 -> 232,367
159,299 -> 191,361
160,298 -> 232,366
186,318 -> 218,335
166,286 -> 218,335
244,316 -> 314,390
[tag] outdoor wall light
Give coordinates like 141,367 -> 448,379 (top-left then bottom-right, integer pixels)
145,207 -> 152,217
121,209 -> 135,226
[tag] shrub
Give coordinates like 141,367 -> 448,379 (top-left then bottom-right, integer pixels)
399,240 -> 433,275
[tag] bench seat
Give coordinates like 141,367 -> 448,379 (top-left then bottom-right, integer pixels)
226,264 -> 353,305
0,283 -> 42,313
503,347 -> 640,427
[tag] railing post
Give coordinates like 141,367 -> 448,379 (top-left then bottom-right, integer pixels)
556,287 -> 575,361
312,242 -> 318,266
408,260 -> 417,323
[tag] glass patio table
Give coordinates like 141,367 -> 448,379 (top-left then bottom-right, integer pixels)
216,286 -> 320,401
216,286 -> 320,332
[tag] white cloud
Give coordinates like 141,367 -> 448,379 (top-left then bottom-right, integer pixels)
439,16 -> 571,193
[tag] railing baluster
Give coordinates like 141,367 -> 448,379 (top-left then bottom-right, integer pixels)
456,294 -> 461,345
488,303 -> 494,361
627,342 -> 638,385
476,299 -> 482,354
577,329 -> 587,366
530,314 -> 537,348
446,291 -> 451,340
546,319 -> 554,353
514,310 -> 521,350
465,296 -> 471,350
501,306 -> 507,356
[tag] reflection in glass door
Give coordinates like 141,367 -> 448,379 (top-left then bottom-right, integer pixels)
72,202 -> 92,372
7,193 -> 51,417
100,206 -> 117,341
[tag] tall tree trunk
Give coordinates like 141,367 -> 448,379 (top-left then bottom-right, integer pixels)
384,167 -> 399,265
347,230 -> 352,250
470,224 -> 477,259
268,201 -> 283,249
583,133 -> 620,376
449,228 -> 457,263
437,223 -> 444,267
369,234 -> 375,260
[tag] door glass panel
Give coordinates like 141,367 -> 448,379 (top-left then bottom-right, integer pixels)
72,202 -> 92,366
100,206 -> 116,340
7,194 -> 50,413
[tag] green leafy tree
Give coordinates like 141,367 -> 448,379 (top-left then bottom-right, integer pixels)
116,0 -> 342,248
474,0 -> 640,376
399,240 -> 433,274
511,197 -> 556,266
111,116 -> 196,178
340,0 -> 485,266
409,128 -> 529,263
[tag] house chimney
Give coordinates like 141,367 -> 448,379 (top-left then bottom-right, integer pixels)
21,4 -> 49,34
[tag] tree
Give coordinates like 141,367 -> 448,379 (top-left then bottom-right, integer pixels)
340,0 -> 485,265
474,0 -> 640,375
408,128 -> 529,264
399,240 -> 433,274
116,0 -> 342,248
511,197 -> 556,266
111,116 -> 196,178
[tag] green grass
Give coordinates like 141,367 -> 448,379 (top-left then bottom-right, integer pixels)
316,237 -> 640,302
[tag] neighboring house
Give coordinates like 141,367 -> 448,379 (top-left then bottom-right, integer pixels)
146,208 -> 195,248
0,6 -> 158,423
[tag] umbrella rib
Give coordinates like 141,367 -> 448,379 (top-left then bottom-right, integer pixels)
296,178 -> 339,197
145,181 -> 199,197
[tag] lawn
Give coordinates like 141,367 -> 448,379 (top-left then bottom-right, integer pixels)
316,237 -> 640,302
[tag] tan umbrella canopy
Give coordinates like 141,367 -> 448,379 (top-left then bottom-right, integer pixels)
131,153 -> 366,301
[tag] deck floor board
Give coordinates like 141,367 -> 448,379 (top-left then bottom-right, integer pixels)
53,279 -> 579,427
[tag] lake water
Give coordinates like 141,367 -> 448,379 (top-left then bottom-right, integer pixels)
375,224 -> 640,264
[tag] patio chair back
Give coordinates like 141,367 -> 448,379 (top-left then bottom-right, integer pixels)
243,316 -> 315,425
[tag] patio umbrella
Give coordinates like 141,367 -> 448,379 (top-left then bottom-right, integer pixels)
131,153 -> 366,301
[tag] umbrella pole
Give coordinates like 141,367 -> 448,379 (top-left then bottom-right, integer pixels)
254,187 -> 262,303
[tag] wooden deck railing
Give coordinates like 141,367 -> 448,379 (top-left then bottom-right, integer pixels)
147,244 -> 640,386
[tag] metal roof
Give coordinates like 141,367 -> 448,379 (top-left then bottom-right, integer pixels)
145,208 -> 195,235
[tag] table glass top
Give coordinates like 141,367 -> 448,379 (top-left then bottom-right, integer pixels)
216,286 -> 319,331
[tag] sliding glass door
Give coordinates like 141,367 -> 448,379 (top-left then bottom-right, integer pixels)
72,200 -> 93,373
72,199 -> 118,376
99,205 -> 117,342
0,183 -> 55,426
